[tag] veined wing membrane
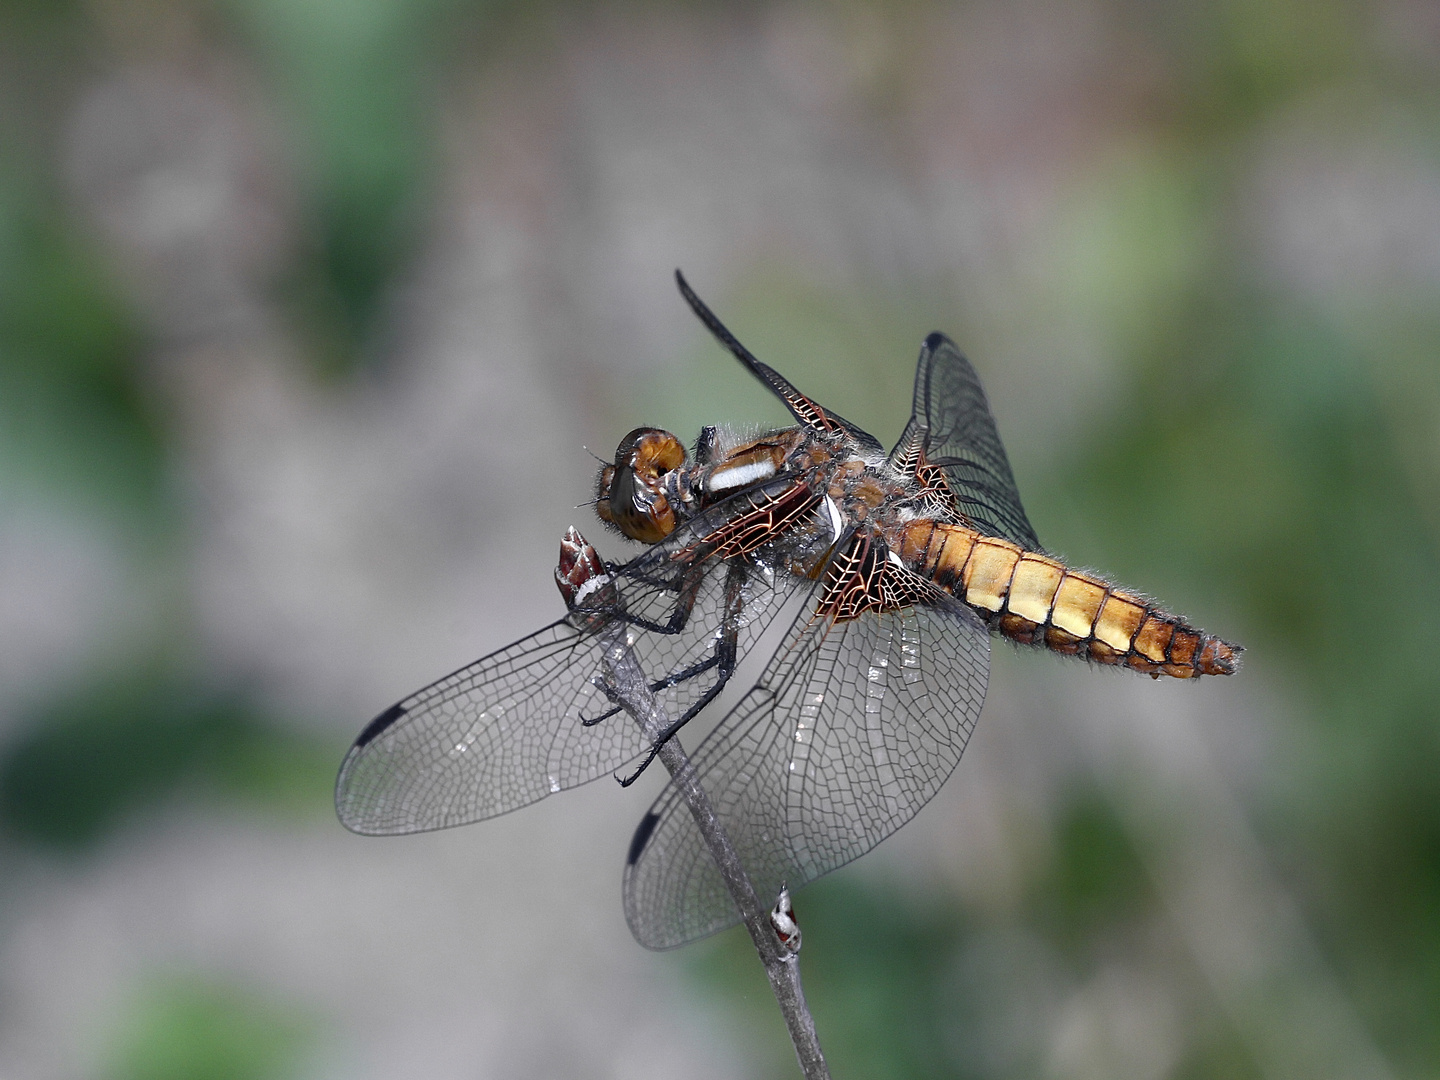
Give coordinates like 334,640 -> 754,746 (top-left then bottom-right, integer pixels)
336,619 -> 639,834
623,593 -> 990,949
674,270 -> 885,458
336,483 -> 820,837
912,333 -> 1040,550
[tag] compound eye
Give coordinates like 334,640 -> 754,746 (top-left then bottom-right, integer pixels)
616,428 -> 685,476
599,428 -> 686,543
608,467 -> 675,542
594,465 -> 617,526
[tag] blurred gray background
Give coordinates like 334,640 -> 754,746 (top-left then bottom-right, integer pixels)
1,0 -> 1438,1077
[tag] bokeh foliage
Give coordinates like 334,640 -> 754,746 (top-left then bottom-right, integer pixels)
107,975 -> 315,1080
0,671 -> 335,848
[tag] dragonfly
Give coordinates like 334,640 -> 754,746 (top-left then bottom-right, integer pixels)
336,271 -> 1242,950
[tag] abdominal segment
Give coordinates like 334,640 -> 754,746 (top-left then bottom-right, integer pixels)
897,521 -> 1241,679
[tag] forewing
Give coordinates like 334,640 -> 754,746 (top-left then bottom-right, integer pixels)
910,333 -> 1040,549
623,597 -> 990,949
336,501 -> 815,836
675,270 -> 884,456
336,619 -> 638,834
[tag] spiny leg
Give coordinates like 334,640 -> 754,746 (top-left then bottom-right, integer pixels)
578,562 -> 715,727
582,647 -> 729,727
602,635 -> 738,786
607,559 -> 706,637
608,562 -> 748,787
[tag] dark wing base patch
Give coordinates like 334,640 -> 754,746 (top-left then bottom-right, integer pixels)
891,333 -> 1040,550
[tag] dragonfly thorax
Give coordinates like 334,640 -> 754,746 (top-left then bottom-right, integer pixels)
596,424 -> 811,545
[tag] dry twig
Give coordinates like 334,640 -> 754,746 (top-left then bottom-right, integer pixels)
600,630 -> 830,1080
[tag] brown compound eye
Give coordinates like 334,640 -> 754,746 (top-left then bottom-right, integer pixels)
594,465 -> 617,526
597,428 -> 686,543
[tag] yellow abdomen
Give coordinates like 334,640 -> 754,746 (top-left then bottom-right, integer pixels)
897,521 -> 1241,679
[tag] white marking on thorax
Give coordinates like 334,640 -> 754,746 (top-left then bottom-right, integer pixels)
887,549 -> 906,570
706,457 -> 777,493
823,496 -> 845,540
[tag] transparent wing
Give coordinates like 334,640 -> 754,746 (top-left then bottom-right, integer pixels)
675,270 -> 885,457
336,489 -> 819,836
910,333 -> 1040,549
623,596 -> 990,949
336,619 -> 639,834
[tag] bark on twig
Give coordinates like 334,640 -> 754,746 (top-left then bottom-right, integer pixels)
601,632 -> 830,1080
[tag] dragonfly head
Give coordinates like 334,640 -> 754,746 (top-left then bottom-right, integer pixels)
596,427 -> 686,543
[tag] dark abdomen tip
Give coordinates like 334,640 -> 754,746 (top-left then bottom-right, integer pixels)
1198,636 -> 1243,676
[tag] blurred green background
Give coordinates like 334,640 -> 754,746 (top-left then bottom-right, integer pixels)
1,0 -> 1437,1077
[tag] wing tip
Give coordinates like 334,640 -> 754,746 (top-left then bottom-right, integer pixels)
674,267 -> 702,313
354,702 -> 408,749
334,804 -> 378,836
627,810 -> 661,866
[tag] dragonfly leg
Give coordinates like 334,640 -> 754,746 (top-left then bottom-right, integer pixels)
614,633 -> 737,787
604,549 -> 715,637
581,647 -> 727,727
612,561 -> 748,786
615,582 -> 703,636
578,559 -> 714,727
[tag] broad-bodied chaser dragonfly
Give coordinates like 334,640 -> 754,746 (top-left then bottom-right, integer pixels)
337,272 -> 1241,950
